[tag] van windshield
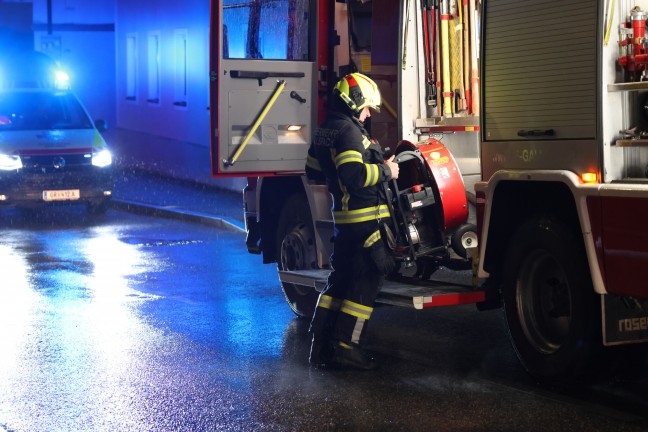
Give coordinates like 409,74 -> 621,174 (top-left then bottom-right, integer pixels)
0,91 -> 94,131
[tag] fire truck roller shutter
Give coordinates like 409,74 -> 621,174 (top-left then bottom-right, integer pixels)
482,0 -> 597,142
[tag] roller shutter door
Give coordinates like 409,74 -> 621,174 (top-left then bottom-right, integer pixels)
483,0 -> 598,141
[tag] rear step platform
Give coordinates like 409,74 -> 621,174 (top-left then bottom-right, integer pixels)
279,269 -> 486,310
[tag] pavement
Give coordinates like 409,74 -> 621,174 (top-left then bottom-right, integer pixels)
110,167 -> 246,233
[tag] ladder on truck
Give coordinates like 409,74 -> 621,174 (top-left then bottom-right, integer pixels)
279,269 -> 486,309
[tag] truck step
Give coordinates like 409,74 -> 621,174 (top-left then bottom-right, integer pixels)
279,269 -> 486,310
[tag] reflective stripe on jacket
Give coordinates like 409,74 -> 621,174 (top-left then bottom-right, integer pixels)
308,111 -> 392,224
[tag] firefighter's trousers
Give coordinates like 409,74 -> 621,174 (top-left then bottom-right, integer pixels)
310,222 -> 385,347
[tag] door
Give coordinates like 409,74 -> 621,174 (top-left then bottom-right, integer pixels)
480,0 -> 600,180
210,0 -> 317,177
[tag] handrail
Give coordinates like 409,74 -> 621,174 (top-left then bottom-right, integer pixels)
230,70 -> 305,86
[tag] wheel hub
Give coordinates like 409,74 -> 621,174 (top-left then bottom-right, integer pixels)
517,250 -> 572,354
280,223 -> 316,271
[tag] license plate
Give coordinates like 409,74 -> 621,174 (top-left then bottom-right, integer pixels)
42,189 -> 81,201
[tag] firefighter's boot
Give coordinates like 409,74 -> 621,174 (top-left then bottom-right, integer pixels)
331,342 -> 378,371
309,292 -> 342,368
309,332 -> 335,368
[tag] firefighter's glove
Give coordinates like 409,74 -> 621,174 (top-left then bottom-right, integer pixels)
367,241 -> 396,276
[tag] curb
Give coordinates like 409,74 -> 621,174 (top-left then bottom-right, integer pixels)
111,198 -> 245,233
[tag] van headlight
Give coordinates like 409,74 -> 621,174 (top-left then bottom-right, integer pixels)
92,149 -> 112,167
0,154 -> 22,170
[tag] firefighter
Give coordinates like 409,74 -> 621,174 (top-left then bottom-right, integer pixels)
306,72 -> 399,370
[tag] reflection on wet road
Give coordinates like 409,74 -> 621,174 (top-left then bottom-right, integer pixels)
0,207 -> 289,431
0,207 -> 647,432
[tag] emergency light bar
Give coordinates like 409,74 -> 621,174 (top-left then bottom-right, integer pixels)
0,66 -> 71,90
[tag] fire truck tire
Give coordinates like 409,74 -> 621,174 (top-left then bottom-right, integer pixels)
276,193 -> 319,318
502,216 -> 600,383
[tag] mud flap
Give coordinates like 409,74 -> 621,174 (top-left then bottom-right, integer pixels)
602,294 -> 648,346
245,216 -> 262,254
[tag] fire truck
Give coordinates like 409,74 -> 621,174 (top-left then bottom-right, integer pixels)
209,0 -> 648,382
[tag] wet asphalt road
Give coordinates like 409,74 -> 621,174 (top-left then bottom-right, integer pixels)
1,206 -> 648,432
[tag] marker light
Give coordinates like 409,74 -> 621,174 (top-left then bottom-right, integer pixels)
0,154 -> 22,170
92,149 -> 112,167
287,125 -> 302,131
54,70 -> 70,90
581,172 -> 598,183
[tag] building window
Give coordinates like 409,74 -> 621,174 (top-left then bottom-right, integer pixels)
222,0 -> 311,60
126,33 -> 137,101
147,32 -> 160,105
174,29 -> 188,108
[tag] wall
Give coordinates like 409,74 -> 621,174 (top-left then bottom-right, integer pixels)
32,0 -> 117,128
114,0 -> 245,191
0,2 -> 33,53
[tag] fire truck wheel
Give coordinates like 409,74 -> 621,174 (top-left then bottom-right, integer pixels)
502,216 -> 600,383
276,193 -> 319,318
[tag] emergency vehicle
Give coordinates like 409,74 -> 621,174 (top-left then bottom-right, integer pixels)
209,0 -> 648,382
0,51 -> 113,213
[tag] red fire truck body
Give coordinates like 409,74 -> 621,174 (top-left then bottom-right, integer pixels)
209,0 -> 648,382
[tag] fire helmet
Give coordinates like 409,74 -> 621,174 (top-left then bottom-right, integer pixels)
333,72 -> 381,115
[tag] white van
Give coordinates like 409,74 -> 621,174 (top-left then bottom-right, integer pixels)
0,51 -> 113,213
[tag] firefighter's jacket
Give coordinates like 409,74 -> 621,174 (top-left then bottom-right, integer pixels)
306,111 -> 393,225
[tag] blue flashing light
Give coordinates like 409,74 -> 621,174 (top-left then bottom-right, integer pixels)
54,70 -> 71,90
